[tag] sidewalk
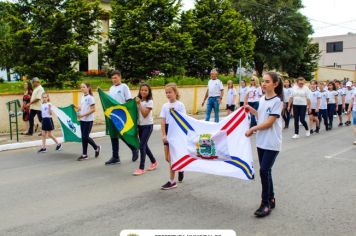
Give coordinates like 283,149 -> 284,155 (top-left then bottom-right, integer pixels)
0,112 -> 215,152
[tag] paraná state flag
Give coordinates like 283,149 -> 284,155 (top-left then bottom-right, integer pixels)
167,107 -> 254,180
97,88 -> 139,149
52,104 -> 81,142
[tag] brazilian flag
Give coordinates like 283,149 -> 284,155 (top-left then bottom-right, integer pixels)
98,88 -> 139,149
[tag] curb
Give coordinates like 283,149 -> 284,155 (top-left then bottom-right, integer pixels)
0,125 -> 162,152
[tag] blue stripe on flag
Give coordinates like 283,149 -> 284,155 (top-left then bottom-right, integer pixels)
225,156 -> 254,180
173,110 -> 195,131
170,110 -> 194,135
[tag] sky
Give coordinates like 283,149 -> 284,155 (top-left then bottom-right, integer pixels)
182,0 -> 356,37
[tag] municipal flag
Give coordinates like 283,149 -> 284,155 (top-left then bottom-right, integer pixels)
97,88 -> 139,149
167,107 -> 254,180
52,105 -> 81,142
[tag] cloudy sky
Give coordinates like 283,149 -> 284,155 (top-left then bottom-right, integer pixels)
182,0 -> 356,37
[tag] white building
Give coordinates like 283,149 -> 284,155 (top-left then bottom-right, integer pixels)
313,33 -> 356,70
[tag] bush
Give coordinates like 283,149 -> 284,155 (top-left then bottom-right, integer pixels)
0,77 -> 4,83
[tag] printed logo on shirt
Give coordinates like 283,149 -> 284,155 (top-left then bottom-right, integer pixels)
266,107 -> 272,114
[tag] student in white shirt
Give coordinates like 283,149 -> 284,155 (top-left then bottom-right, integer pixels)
288,77 -> 311,138
238,80 -> 248,107
202,69 -> 224,122
133,83 -> 157,176
346,89 -> 356,145
335,80 -> 346,127
160,83 -> 187,190
37,93 -> 62,153
244,76 -> 261,128
282,79 -> 292,129
308,80 -> 321,134
318,82 -> 329,131
245,72 -> 283,218
77,83 -> 100,161
327,82 -> 338,130
226,80 -> 237,114
26,77 -> 45,135
344,81 -> 353,126
105,70 -> 139,165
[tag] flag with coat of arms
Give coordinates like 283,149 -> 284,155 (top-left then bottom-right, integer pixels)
98,88 -> 139,149
167,107 -> 254,180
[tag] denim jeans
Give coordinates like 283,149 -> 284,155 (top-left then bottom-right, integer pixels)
138,125 -> 156,170
205,96 -> 220,122
248,102 -> 259,128
80,121 -> 98,156
318,109 -> 328,129
327,103 -> 336,128
293,105 -> 308,134
257,147 -> 279,206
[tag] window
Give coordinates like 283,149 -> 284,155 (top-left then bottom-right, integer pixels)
326,41 -> 343,53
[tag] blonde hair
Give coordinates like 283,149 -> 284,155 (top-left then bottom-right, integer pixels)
251,76 -> 260,87
227,80 -> 234,89
42,92 -> 50,102
165,83 -> 180,100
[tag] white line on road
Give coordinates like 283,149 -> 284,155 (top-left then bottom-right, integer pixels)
324,146 -> 355,159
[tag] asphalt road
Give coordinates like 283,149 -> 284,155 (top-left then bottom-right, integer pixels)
0,123 -> 355,236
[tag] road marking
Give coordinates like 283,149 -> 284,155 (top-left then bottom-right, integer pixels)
324,146 -> 355,159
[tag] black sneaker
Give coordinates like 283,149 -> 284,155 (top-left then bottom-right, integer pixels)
315,127 -> 320,133
105,158 -> 120,165
132,150 -> 139,162
338,123 -> 343,127
178,171 -> 184,182
95,146 -> 101,158
37,148 -> 47,153
345,121 -> 351,126
161,181 -> 177,190
269,198 -> 276,209
77,155 -> 89,161
254,203 -> 271,217
310,129 -> 314,135
24,132 -> 33,136
55,144 -> 62,151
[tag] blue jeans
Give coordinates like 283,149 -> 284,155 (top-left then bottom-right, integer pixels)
205,96 -> 220,122
318,109 -> 328,129
327,104 -> 336,128
138,125 -> 156,170
257,147 -> 279,206
248,102 -> 259,128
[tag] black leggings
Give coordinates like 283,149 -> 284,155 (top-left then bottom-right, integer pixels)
282,102 -> 291,128
80,121 -> 98,156
318,109 -> 328,129
293,105 -> 309,134
138,125 -> 156,170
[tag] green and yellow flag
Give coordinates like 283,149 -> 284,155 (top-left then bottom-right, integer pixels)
98,88 -> 139,149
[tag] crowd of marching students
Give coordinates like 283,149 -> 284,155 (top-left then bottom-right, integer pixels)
31,69 -> 356,218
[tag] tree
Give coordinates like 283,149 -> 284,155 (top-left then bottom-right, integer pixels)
106,0 -> 193,82
288,39 -> 321,80
182,0 -> 256,77
233,0 -> 313,76
7,0 -> 101,86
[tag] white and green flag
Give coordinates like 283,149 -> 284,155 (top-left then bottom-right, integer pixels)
52,104 -> 81,142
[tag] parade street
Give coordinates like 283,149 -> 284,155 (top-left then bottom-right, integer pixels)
0,126 -> 355,236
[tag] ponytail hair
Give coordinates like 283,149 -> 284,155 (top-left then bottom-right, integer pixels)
265,72 -> 284,101
82,82 -> 93,96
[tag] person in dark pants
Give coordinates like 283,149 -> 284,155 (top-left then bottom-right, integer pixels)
77,83 -> 101,161
327,82 -> 338,130
133,83 -> 157,176
318,82 -> 329,131
244,76 -> 262,128
105,70 -> 139,165
288,77 -> 311,139
282,79 -> 292,129
25,77 -> 44,135
245,72 -> 283,218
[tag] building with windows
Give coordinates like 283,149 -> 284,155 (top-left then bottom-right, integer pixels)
313,33 -> 356,70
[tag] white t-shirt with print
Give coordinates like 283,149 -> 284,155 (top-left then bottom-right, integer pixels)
80,94 -> 95,122
138,100 -> 154,125
208,79 -> 224,97
345,88 -> 353,104
226,88 -> 237,105
159,101 -> 186,124
109,84 -> 131,104
256,96 -> 283,151
283,87 -> 293,103
309,90 -> 321,109
319,91 -> 328,110
246,86 -> 261,103
327,90 -> 338,104
337,88 -> 345,105
41,103 -> 52,118
291,86 -> 311,106
238,86 -> 248,103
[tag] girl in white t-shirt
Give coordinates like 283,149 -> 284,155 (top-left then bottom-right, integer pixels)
347,90 -> 356,145
282,79 -> 292,129
160,83 -> 186,190
327,82 -> 338,130
133,83 -> 157,176
238,80 -> 248,107
245,72 -> 283,218
226,80 -> 237,115
77,83 -> 100,161
38,93 -> 62,153
244,76 -> 261,128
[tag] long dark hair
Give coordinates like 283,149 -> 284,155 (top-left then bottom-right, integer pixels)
284,79 -> 292,88
26,81 -> 33,94
328,81 -> 336,91
265,72 -> 284,101
82,82 -> 93,96
137,83 -> 153,101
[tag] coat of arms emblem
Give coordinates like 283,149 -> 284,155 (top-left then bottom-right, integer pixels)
67,120 -> 76,133
196,134 -> 218,159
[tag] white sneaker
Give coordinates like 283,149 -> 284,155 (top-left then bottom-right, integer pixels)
306,130 -> 310,137
292,134 -> 300,139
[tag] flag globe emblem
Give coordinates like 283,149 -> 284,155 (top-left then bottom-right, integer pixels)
110,109 -> 127,132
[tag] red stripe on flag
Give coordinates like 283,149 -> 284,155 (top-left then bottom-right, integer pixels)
172,157 -> 197,171
221,107 -> 244,131
171,155 -> 190,170
226,113 -> 246,136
